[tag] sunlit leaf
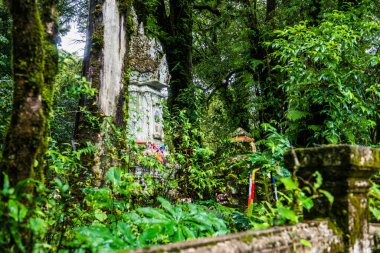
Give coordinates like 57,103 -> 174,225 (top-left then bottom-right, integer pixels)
95,209 -> 108,222
281,177 -> 298,191
300,238 -> 312,248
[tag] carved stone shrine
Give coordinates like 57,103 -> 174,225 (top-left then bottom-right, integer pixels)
128,9 -> 170,147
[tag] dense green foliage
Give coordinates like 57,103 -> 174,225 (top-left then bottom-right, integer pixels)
192,0 -> 380,147
271,8 -> 380,145
0,1 -> 10,76
51,52 -> 92,145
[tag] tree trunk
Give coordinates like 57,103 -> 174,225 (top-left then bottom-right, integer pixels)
1,0 -> 57,186
156,0 -> 199,149
266,0 -> 276,21
134,0 -> 200,150
40,0 -> 59,177
74,0 -> 130,186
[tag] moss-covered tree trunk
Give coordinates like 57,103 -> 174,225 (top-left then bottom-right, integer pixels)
74,0 -> 131,186
74,0 -> 104,148
241,0 -> 269,132
40,0 -> 59,175
159,1 -> 193,112
154,0 -> 199,150
0,4 -> 13,148
1,0 -> 58,186
74,0 -> 106,187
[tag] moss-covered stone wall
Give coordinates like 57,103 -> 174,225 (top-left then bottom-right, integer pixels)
125,221 -> 344,253
285,145 -> 380,253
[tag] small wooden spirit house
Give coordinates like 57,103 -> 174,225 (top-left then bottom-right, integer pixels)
230,128 -> 256,153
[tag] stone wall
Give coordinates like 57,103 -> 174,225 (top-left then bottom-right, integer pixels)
124,222 -> 380,253
126,221 -> 343,253
371,223 -> 380,252
285,145 -> 380,252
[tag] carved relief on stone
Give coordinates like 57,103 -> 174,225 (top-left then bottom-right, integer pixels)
153,108 -> 164,140
128,81 -> 168,146
127,8 -> 170,147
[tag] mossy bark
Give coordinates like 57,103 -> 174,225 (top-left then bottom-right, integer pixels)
74,0 -> 106,187
74,0 -> 131,186
40,0 -> 59,180
1,0 -> 57,186
241,0 -> 274,133
74,0 -> 104,143
168,1 -> 200,149
116,1 -> 132,129
158,0 -> 194,115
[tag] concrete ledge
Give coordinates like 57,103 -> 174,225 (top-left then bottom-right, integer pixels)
285,145 -> 380,178
285,145 -> 380,252
124,221 -> 343,253
371,223 -> 380,252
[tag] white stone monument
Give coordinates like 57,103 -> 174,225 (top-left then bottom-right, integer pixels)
128,9 -> 170,147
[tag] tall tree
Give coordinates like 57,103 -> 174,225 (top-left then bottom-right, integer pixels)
1,0 -> 58,186
74,0 -> 131,186
192,0 -> 278,137
272,0 -> 380,145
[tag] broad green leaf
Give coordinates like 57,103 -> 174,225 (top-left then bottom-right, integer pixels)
141,225 -> 161,241
106,167 -> 121,187
29,218 -> 47,236
54,178 -> 63,188
281,177 -> 298,191
277,206 -> 298,223
8,199 -> 19,221
313,171 -> 323,189
95,209 -> 108,222
174,225 -> 185,242
18,203 -> 28,222
117,222 -> 135,243
140,217 -> 170,225
164,222 -> 176,236
138,207 -> 168,219
300,238 -> 312,248
286,109 -> 310,121
319,190 -> 334,206
62,184 -> 69,193
182,225 -> 196,239
298,194 -> 314,210
157,197 -> 175,217
370,207 -> 380,221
